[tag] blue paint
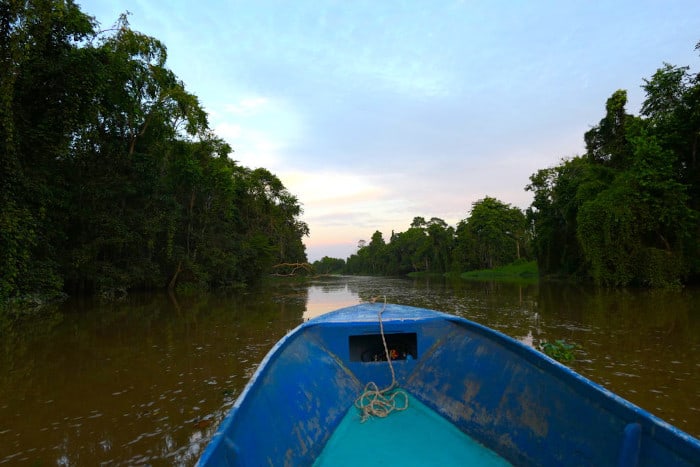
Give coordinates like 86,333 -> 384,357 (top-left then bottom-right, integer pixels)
314,393 -> 510,466
198,304 -> 700,467
618,423 -> 642,467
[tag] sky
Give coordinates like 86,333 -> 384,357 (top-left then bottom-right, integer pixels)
81,1 -> 700,262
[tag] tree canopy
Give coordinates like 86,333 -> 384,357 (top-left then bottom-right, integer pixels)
334,41 -> 700,288
1,1 -> 308,302
527,46 -> 700,286
342,202 -> 530,276
3,3 -> 698,298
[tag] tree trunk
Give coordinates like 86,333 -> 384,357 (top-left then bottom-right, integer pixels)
168,261 -> 183,291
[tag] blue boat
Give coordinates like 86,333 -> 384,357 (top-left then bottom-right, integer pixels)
197,303 -> 700,466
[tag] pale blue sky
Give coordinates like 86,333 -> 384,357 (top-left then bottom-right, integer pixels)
82,1 -> 700,261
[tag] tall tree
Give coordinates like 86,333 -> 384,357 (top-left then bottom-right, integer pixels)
426,217 -> 455,273
1,3 -> 309,301
527,49 -> 700,286
366,231 -> 387,274
457,197 -> 526,270
1,0 -> 96,298
526,157 -> 611,277
584,90 -> 634,168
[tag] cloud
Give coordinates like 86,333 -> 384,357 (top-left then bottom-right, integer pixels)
209,95 -> 305,169
281,169 -> 419,260
213,121 -> 242,140
224,97 -> 270,116
84,0 -> 700,263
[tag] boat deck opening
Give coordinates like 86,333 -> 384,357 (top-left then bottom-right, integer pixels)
314,393 -> 511,466
349,332 -> 418,362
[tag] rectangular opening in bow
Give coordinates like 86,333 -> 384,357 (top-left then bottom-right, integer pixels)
349,333 -> 418,362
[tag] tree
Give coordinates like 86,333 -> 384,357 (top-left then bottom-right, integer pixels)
641,62 -> 700,193
1,3 -> 309,302
404,224 -> 432,272
526,157 -> 611,277
584,90 -> 635,168
577,128 -> 694,286
426,217 -> 455,273
366,231 -> 387,274
458,197 -> 526,270
1,0 -> 96,298
527,53 -> 700,286
312,257 -> 345,274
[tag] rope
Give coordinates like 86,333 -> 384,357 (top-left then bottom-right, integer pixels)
354,297 -> 409,422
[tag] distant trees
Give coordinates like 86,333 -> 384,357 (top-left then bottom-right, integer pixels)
454,197 -> 527,271
344,202 -> 529,276
340,42 -> 700,288
312,257 -> 346,275
1,2 -> 308,302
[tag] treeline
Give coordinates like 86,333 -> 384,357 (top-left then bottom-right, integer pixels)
528,59 -> 700,286
1,2 -> 308,302
314,197 -> 529,276
317,43 -> 700,287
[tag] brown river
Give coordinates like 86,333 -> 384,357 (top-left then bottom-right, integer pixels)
1,276 -> 699,465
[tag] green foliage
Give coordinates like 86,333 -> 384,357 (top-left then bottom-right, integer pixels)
576,127 -> 693,286
527,48 -> 700,287
584,90 -> 634,168
1,2 -> 308,308
455,197 -> 527,271
312,257 -> 346,274
346,216 -> 464,276
460,260 -> 538,282
344,203 -> 532,277
538,339 -> 578,363
318,257 -> 345,274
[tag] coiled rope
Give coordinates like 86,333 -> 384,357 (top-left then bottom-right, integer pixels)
354,298 -> 409,422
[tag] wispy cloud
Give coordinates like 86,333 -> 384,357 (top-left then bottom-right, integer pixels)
223,97 -> 270,116
209,96 -> 305,169
84,0 -> 700,261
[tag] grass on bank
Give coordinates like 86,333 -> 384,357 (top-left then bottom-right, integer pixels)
408,260 -> 539,283
460,260 -> 538,280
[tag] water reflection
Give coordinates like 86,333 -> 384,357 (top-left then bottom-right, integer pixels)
303,279 -> 361,320
535,283 -> 700,431
0,291 -> 307,466
1,277 -> 698,466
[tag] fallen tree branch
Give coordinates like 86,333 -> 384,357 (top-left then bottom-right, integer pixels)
271,262 -> 314,276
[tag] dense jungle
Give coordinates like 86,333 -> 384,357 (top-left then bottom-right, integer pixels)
317,45 -> 700,289
1,2 -> 309,308
3,1 -> 700,318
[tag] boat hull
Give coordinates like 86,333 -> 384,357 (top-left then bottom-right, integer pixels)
197,304 -> 700,466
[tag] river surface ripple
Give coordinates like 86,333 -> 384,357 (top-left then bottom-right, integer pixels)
1,276 -> 698,465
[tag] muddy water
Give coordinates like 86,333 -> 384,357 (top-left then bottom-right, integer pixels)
1,277 -> 698,465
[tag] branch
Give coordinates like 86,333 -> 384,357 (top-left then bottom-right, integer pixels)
271,262 -> 314,276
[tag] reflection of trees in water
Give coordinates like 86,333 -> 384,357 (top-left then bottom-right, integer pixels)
536,282 -> 698,344
536,282 -> 700,436
0,306 -> 65,405
318,276 -> 541,343
310,277 -> 700,439
3,280 -> 699,464
0,290 -> 308,466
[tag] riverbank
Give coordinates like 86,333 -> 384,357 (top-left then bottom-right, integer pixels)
2,276 -> 698,466
459,260 -> 538,281
408,260 -> 538,282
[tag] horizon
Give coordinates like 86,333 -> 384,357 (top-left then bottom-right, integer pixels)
83,1 -> 700,262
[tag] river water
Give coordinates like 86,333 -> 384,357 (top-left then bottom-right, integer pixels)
1,276 -> 699,465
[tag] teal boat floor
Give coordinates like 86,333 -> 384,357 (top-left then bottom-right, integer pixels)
314,393 -> 511,466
